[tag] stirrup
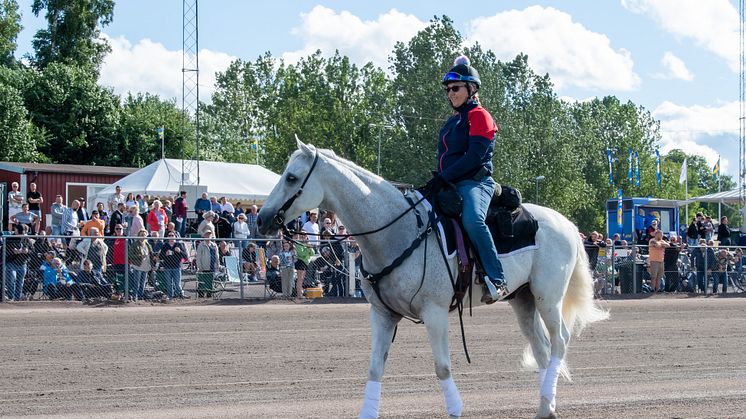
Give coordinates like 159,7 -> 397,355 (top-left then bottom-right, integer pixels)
481,276 -> 508,304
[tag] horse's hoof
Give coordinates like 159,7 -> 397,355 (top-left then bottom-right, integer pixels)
534,413 -> 557,419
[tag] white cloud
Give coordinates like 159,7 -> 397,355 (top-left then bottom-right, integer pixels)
654,100 -> 738,173
99,34 -> 235,102
465,6 -> 640,91
654,51 -> 693,81
621,0 -> 739,72
282,6 -> 427,69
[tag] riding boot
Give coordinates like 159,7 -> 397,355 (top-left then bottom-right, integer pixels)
497,209 -> 514,238
481,260 -> 507,304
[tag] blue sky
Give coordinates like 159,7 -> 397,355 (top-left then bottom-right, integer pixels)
13,0 -> 741,175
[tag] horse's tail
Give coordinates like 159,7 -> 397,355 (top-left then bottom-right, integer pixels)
562,236 -> 609,336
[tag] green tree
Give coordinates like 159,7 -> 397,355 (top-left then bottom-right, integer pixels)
0,81 -> 45,162
31,0 -> 114,73
0,0 -> 21,66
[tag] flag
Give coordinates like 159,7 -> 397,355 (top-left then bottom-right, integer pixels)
634,151 -> 640,187
627,148 -> 633,184
617,188 -> 623,229
679,158 -> 687,184
157,127 -> 164,141
712,156 -> 720,182
655,149 -> 661,187
606,148 -> 613,186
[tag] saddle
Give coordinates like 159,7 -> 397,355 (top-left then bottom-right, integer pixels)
432,184 -> 538,309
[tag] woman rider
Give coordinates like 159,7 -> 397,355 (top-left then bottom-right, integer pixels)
422,55 -> 506,303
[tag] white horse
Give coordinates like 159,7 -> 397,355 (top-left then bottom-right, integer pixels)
257,140 -> 608,419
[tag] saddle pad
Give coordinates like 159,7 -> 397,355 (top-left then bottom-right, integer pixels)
489,206 -> 539,255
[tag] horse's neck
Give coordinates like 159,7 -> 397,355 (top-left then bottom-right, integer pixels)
318,162 -> 419,272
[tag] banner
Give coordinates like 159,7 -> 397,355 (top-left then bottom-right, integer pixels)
712,156 -> 720,182
607,148 -> 613,186
628,148 -> 633,185
634,151 -> 640,187
655,149 -> 661,187
157,127 -> 164,141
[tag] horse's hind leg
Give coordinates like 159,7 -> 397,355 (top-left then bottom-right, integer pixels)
422,306 -> 463,418
359,308 -> 400,419
534,297 -> 570,419
509,288 -> 551,392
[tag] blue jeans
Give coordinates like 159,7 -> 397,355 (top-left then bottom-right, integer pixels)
4,263 -> 26,301
712,271 -> 727,293
51,225 -> 62,236
163,268 -> 183,298
131,269 -> 148,300
456,177 -> 503,280
175,218 -> 186,237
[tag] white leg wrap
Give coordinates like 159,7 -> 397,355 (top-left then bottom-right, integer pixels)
540,356 -> 561,409
359,381 -> 381,419
439,377 -> 464,417
538,368 -> 547,387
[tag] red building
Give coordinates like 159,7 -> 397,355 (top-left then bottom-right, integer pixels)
0,162 -> 137,229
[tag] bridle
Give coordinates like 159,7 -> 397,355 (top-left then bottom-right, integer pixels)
269,149 -> 320,231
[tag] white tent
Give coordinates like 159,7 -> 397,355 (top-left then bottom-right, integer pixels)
93,159 -> 280,202
686,188 -> 741,204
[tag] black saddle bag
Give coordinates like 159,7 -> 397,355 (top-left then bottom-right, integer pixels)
435,183 -> 463,219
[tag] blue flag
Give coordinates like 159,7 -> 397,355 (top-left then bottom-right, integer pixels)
634,151 -> 640,187
607,148 -> 613,186
628,148 -> 633,185
617,188 -> 623,232
655,149 -> 661,187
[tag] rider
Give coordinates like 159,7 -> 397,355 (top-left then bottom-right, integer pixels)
421,55 -> 506,303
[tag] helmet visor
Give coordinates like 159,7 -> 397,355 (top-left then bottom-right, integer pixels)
443,72 -> 465,83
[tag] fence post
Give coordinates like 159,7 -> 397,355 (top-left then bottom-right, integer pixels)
632,245 -> 637,294
124,237 -> 129,301
609,244 -> 615,295
703,244 -> 708,296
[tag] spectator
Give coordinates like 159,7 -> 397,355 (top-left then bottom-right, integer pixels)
10,203 -> 40,235
127,206 -> 145,237
194,192 -> 211,224
687,217 -> 699,247
293,233 -> 313,303
234,202 -> 245,218
703,216 -> 714,241
7,181 -> 24,230
663,235 -> 682,292
321,218 -> 335,235
42,256 -> 85,301
196,231 -> 219,273
108,185 -> 125,213
136,194 -> 148,221
302,212 -> 320,248
159,232 -> 187,299
246,205 -> 263,245
164,222 -> 180,238
266,230 -> 284,261
81,210 -> 106,236
735,248 -> 745,274
26,182 -> 43,228
85,228 -> 108,275
109,202 -> 126,236
265,255 -> 282,294
717,216 -> 731,246
163,200 -> 173,224
49,194 -> 66,236
77,259 -> 112,300
148,199 -> 168,237
318,244 -> 344,297
713,248 -> 733,294
125,192 -> 137,209
209,196 -> 221,213
218,240 -> 233,263
77,197 -> 89,224
173,191 -> 188,237
96,202 -> 110,234
4,224 -> 32,301
197,211 -> 216,237
232,213 -> 250,249
149,230 -> 163,253
219,196 -> 234,217
648,230 -> 669,292
326,210 -> 343,232
696,213 -> 706,240
279,241 -> 296,298
645,219 -> 659,242
128,228 -> 153,301
691,238 -> 715,292
584,231 -> 605,271
110,224 -> 127,289
241,242 -> 259,282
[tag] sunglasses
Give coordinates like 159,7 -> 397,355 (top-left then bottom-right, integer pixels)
444,84 -> 466,94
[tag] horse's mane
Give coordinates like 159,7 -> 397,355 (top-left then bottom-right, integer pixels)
317,148 -> 384,183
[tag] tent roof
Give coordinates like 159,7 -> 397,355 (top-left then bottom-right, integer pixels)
93,159 -> 280,201
686,188 -> 743,204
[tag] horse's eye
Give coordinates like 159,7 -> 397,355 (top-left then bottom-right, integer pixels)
286,174 -> 298,183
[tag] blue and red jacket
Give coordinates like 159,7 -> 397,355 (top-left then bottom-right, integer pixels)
436,100 -> 497,183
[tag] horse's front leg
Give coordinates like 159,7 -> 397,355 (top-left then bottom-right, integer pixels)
359,307 -> 400,419
422,306 -> 463,418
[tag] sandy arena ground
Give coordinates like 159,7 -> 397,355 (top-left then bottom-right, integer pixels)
1,295 -> 745,418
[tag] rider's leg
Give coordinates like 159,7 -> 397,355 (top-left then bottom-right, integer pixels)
457,177 -> 505,300
360,307 -> 400,419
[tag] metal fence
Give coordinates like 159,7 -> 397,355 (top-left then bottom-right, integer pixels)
0,234 -> 363,303
588,243 -> 746,296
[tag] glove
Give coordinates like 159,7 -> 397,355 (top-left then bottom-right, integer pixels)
420,175 -> 446,197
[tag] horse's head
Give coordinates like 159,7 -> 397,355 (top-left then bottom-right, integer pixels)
257,138 -> 324,236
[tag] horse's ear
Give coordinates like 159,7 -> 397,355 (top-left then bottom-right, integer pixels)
295,134 -> 315,156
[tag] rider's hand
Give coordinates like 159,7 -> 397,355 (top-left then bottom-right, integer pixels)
421,175 -> 445,197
